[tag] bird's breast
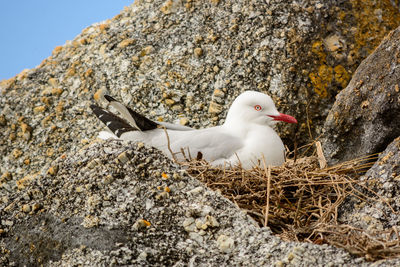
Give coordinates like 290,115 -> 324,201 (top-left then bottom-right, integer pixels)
238,126 -> 285,167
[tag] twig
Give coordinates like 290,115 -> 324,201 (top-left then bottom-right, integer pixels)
161,125 -> 178,162
315,141 -> 327,169
262,156 -> 271,227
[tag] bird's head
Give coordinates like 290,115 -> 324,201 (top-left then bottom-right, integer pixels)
224,91 -> 297,127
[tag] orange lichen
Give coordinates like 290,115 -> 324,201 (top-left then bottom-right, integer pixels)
16,174 -> 35,190
98,23 -> 109,33
55,101 -> 64,117
33,106 -> 46,114
139,219 -> 151,227
52,46 -> 63,55
161,172 -> 169,179
118,38 -> 136,48
66,66 -> 76,77
334,65 -> 350,88
84,69 -> 93,78
0,77 -> 16,91
160,0 -> 174,14
20,122 -> 31,133
112,14 -> 122,21
79,38 -> 88,45
350,0 -> 400,54
51,88 -> 63,96
379,151 -> 394,165
308,1 -> 400,99
12,149 -> 23,159
309,64 -> 333,98
311,41 -> 326,63
93,89 -> 104,101
46,148 -> 55,157
47,166 -> 58,175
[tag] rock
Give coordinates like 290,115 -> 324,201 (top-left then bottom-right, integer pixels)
1,0 -> 400,265
321,26 -> 400,164
0,141 -> 374,266
208,102 -> 222,114
217,235 -> 234,253
1,1 -> 399,190
340,137 -> 400,230
193,47 -> 203,57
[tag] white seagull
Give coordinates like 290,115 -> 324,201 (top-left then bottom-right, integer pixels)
90,91 -> 297,169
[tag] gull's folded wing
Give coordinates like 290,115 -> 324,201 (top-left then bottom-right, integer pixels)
90,104 -> 137,137
104,95 -> 158,131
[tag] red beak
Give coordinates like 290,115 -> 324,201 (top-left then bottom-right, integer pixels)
268,113 -> 297,123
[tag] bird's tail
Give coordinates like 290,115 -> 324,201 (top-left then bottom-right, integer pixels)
90,95 -> 159,138
90,104 -> 137,138
104,95 -> 159,131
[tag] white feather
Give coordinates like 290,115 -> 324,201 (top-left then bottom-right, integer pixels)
98,131 -> 118,140
98,91 -> 297,169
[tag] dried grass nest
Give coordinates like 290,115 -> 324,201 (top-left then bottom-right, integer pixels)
180,142 -> 400,262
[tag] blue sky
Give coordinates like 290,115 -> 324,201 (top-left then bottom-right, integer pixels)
0,1 -> 133,80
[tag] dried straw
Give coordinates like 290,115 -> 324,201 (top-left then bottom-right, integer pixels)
179,142 -> 400,261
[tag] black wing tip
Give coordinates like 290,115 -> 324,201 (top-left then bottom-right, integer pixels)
89,104 -> 136,137
90,104 -> 100,110
104,95 -> 117,103
96,94 -> 159,132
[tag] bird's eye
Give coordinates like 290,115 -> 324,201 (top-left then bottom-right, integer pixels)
254,105 -> 262,111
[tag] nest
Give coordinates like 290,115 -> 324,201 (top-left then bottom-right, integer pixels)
180,142 -> 400,261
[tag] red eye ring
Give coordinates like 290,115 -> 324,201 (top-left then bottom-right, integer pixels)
254,105 -> 262,111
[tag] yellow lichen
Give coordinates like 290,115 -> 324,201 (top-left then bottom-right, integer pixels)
0,77 -> 16,91
51,88 -> 63,96
334,65 -> 350,88
52,46 -> 63,55
46,148 -> 55,157
98,23 -> 109,33
118,38 -> 136,48
309,64 -> 333,98
47,166 -> 58,175
139,219 -> 151,227
55,101 -> 64,118
308,2 -> 400,99
41,97 -> 51,106
0,172 -> 12,183
160,0 -> 174,14
350,0 -> 400,55
66,67 -> 76,77
208,101 -> 223,114
379,151 -> 394,165
311,41 -> 326,63
84,69 -> 93,78
12,149 -> 23,159
48,78 -> 58,87
33,106 -> 46,114
93,89 -> 105,101
16,175 -> 35,190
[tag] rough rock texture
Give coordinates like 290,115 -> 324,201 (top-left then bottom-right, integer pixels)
321,26 -> 400,164
1,0 -> 400,266
340,136 -> 400,231
1,0 -> 399,190
1,141 -> 364,266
